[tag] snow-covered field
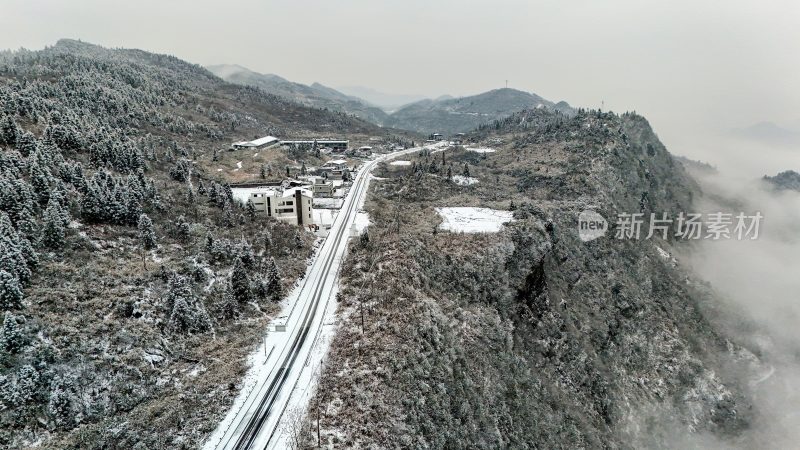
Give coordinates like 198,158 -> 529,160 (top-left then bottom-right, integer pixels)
451,175 -> 479,186
390,160 -> 412,166
354,212 -> 370,233
436,207 -> 514,233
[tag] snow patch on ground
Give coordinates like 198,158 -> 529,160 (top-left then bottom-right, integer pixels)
354,212 -> 370,233
436,207 -> 514,233
313,209 -> 337,229
390,160 -> 411,166
236,161 -> 243,168
253,153 -> 258,157
656,246 -> 671,259
451,175 -> 479,186
465,147 -> 496,154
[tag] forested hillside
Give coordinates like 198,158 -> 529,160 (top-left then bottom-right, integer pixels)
0,39 -> 385,448
303,108 -> 762,448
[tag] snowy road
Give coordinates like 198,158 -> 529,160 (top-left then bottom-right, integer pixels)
204,146 -> 421,450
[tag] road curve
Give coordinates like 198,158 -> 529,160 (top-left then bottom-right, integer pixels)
204,146 -> 422,450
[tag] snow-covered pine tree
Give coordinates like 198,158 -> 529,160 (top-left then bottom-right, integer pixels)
219,282 -> 238,320
230,256 -> 251,304
41,197 -> 66,249
15,131 -> 37,158
137,214 -> 157,250
0,312 -> 25,353
47,375 -> 76,430
246,200 -> 256,220
265,256 -> 283,301
0,270 -> 23,310
294,230 -> 303,249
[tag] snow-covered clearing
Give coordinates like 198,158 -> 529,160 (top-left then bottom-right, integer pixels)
354,212 -> 370,233
313,209 -> 337,229
451,175 -> 479,186
390,160 -> 411,166
436,207 -> 514,233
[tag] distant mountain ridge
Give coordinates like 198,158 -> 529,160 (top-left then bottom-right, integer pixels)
385,88 -> 573,135
206,64 -> 390,125
208,65 -> 574,136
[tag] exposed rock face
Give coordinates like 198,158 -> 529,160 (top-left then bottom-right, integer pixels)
307,109 -> 757,448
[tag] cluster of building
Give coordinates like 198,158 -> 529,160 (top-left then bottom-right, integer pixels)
427,132 -> 466,144
231,159 -> 353,229
230,136 -> 350,153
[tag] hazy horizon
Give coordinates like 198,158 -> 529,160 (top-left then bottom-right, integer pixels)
3,0 -> 800,172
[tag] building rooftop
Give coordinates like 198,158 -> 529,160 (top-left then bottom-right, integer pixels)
233,135 -> 279,147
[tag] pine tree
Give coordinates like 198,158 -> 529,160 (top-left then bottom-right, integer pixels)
230,256 -> 251,304
265,257 -> 283,301
238,238 -> 255,269
463,163 -> 470,177
48,376 -> 76,430
205,230 -> 214,254
174,215 -> 190,241
219,282 -> 238,320
285,166 -> 290,178
223,204 -> 234,228
259,164 -> 266,179
246,200 -> 256,220
294,230 -> 303,249
137,214 -> 157,250
0,312 -> 25,353
41,198 -> 66,249
301,161 -> 307,176
0,115 -> 19,147
16,131 -> 37,158
0,270 -> 23,310
28,156 -> 53,205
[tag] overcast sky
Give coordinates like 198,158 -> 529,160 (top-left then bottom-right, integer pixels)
3,0 -> 799,166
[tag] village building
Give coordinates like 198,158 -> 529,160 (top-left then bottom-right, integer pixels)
299,176 -> 337,197
318,159 -> 348,180
231,135 -> 280,150
279,139 -> 349,152
235,185 -> 314,226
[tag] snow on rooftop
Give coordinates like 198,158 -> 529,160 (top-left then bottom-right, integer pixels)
230,186 -> 279,204
326,159 -> 348,165
390,160 -> 411,166
436,207 -> 514,233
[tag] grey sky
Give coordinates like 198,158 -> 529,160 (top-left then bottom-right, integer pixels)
3,0 -> 799,165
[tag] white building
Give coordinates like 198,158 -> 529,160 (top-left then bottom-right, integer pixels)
234,186 -> 314,226
231,135 -> 280,150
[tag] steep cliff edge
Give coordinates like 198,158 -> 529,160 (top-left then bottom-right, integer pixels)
302,109 -> 760,448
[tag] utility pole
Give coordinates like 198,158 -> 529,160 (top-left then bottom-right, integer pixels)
505,79 -> 508,88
